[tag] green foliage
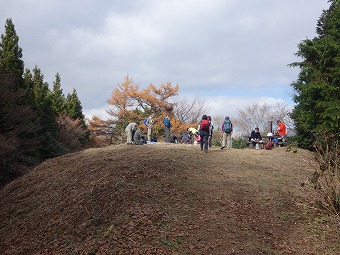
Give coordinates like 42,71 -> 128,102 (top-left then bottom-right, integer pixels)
31,66 -> 58,137
290,1 -> 340,148
232,137 -> 247,149
0,19 -> 42,184
0,19 -> 24,89
51,73 -> 66,114
65,89 -> 84,120
213,138 -> 221,147
0,18 -> 89,185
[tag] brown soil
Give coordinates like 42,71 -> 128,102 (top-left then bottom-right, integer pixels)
0,144 -> 339,255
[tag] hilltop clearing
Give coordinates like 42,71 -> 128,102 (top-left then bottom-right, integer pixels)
0,144 -> 339,254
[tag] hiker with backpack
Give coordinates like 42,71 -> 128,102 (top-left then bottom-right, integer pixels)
146,114 -> 154,142
198,114 -> 212,153
221,116 -> 233,149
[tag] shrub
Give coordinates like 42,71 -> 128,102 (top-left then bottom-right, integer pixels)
233,137 -> 247,149
312,133 -> 340,214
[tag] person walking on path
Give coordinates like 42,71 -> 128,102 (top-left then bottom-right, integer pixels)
208,116 -> 214,147
146,114 -> 154,142
198,115 -> 211,153
125,122 -> 137,144
221,116 -> 233,149
163,114 -> 172,143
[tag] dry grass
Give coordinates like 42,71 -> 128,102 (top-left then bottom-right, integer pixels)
313,135 -> 340,215
0,144 -> 339,254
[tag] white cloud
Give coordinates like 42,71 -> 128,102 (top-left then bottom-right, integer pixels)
83,106 -> 109,121
0,0 -> 330,121
205,95 -> 291,120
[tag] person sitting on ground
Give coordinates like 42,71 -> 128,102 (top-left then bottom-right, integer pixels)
133,126 -> 146,145
171,135 -> 178,143
151,135 -> 158,142
276,120 -> 287,142
180,131 -> 190,144
250,127 -> 263,149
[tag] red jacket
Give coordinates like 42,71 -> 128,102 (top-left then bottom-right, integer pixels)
277,122 -> 287,136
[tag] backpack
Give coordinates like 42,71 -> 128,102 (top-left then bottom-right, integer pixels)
265,141 -> 274,150
223,119 -> 232,133
151,135 -> 158,142
200,119 -> 210,131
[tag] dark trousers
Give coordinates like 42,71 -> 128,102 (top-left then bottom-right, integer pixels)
200,130 -> 209,151
165,127 -> 171,143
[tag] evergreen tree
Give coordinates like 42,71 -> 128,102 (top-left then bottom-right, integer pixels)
64,89 -> 89,144
31,66 -> 57,135
51,73 -> 65,114
24,68 -> 35,105
290,0 -> 340,148
65,89 -> 85,120
29,66 -> 67,158
0,19 -> 24,90
0,19 -> 41,184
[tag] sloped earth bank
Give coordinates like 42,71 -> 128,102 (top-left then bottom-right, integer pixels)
0,144 -> 339,255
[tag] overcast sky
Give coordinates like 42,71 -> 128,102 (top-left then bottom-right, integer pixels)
1,0 -> 330,120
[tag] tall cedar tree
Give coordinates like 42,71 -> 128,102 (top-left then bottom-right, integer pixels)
27,66 -> 70,159
0,18 -> 24,89
0,19 -> 40,184
290,0 -> 340,148
65,89 -> 85,121
51,73 -> 65,114
64,89 -> 89,144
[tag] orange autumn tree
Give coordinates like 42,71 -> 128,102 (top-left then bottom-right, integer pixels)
87,115 -> 110,134
106,75 -> 180,141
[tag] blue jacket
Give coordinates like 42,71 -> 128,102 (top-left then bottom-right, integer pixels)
164,118 -> 171,128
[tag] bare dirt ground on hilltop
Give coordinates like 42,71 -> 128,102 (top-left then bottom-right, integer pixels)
0,144 -> 339,255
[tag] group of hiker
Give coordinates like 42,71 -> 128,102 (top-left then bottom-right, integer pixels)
125,113 -> 287,152
124,113 -> 234,153
250,120 -> 287,149
185,115 -> 233,153
125,114 -> 169,145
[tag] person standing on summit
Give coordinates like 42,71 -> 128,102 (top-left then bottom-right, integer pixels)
276,120 -> 287,142
146,114 -> 154,142
221,116 -> 233,149
163,114 -> 172,143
